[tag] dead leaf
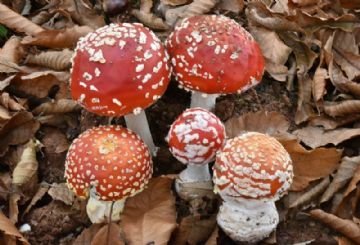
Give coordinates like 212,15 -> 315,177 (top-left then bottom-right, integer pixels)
324,100 -> 360,117
225,110 -> 294,139
25,49 -> 73,71
279,139 -> 342,191
131,10 -> 169,30
344,165 -> 360,197
23,184 -> 49,215
0,57 -> 22,73
8,193 -> 20,224
309,114 -> 360,130
0,211 -> 29,244
335,236 -> 357,245
181,0 -> 218,18
32,99 -> 81,115
310,209 -> 360,244
0,111 -> 40,157
289,176 -> 330,208
333,48 -> 360,80
217,0 -> 244,13
41,127 -> 69,154
91,223 -> 124,245
36,114 -> 77,128
12,139 -> 39,187
312,67 -> 328,108
339,0 -> 360,9
72,224 -> 102,245
204,226 -> 218,245
0,172 -> 11,201
21,25 -> 93,48
161,0 -> 189,6
321,156 -> 360,203
0,3 -> 44,36
0,92 -> 24,111
173,216 -> 217,245
293,126 -> 360,148
48,183 -> 74,206
121,177 -> 177,245
0,36 -> 25,64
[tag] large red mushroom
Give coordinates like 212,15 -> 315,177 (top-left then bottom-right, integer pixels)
70,23 -> 171,155
213,132 -> 293,242
65,125 -> 152,223
166,15 -> 265,110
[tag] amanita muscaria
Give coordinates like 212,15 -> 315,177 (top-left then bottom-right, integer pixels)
213,132 -> 293,242
166,15 -> 265,110
167,108 -> 225,200
70,23 -> 171,155
65,125 -> 152,223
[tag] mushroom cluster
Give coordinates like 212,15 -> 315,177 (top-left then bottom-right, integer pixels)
167,107 -> 225,199
213,132 -> 293,242
166,15 -> 265,110
65,125 -> 152,223
70,23 -> 171,155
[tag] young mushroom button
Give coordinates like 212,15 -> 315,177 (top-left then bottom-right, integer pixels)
167,108 -> 225,200
166,15 -> 265,110
213,132 -> 293,242
65,125 -> 152,223
70,23 -> 171,155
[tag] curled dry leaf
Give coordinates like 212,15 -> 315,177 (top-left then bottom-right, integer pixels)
217,0 -> 244,14
289,176 -> 330,209
9,193 -> 20,224
140,0 -> 153,13
344,164 -> 360,197
48,183 -> 74,206
279,139 -> 342,191
72,224 -> 102,245
321,156 -> 360,203
312,67 -> 328,107
339,82 -> 360,99
25,49 -> 73,71
36,114 -> 77,128
308,114 -> 360,130
0,36 -> 25,64
131,9 -> 169,30
293,126 -> 360,148
0,172 -> 11,201
23,184 -> 49,215
0,3 -> 44,36
21,25 -> 93,49
310,209 -> 360,244
0,57 -> 22,73
0,211 -> 29,245
181,0 -> 218,18
121,177 -> 177,245
333,48 -> 360,81
324,100 -> 360,117
161,0 -> 189,6
12,139 -> 39,187
41,127 -> 69,154
32,99 -> 81,115
91,223 -> 124,245
225,110 -> 294,140
335,236 -> 357,245
0,92 -> 24,111
0,111 -> 40,157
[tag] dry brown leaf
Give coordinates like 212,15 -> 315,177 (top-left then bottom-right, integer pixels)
164,5 -> 189,26
25,49 -> 73,71
23,184 -> 49,215
21,70 -> 70,82
32,99 -> 81,115
131,10 -> 169,30
36,114 -> 77,128
333,31 -> 359,56
0,111 -> 40,157
289,177 -> 330,208
217,0 -> 244,13
48,183 -> 74,206
204,226 -> 218,245
344,165 -> 360,197
0,75 -> 16,91
225,110 -> 294,139
31,11 -> 54,25
121,177 -> 177,245
0,106 -> 11,121
0,36 -> 25,64
173,216 -> 217,245
312,67 -> 328,107
161,0 -> 189,6
333,48 -> 360,81
324,100 -> 360,117
0,3 -> 44,36
181,0 -> 218,18
8,193 -> 20,224
12,139 -> 39,187
280,139 -> 342,191
293,126 -> 360,148
41,127 -> 69,154
21,25 -> 93,48
0,57 -> 22,73
265,60 -> 289,82
339,82 -> 360,99
140,0 -> 153,13
336,236 -> 357,245
321,156 -> 360,203
0,172 -> 11,201
339,0 -> 360,9
0,211 -> 29,244
0,92 -> 24,111
72,224 -> 102,245
310,209 -> 360,244
91,223 -> 124,245
309,114 -> 360,130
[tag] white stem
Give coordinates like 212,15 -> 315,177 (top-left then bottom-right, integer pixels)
217,197 -> 279,242
190,91 -> 218,111
86,196 -> 125,223
124,110 -> 158,156
179,164 -> 211,182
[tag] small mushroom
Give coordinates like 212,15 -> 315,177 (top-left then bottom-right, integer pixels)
166,15 -> 264,110
65,125 -> 152,223
167,108 -> 225,200
70,23 -> 171,155
213,132 -> 293,242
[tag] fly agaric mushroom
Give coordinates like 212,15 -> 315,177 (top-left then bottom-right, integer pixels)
167,108 -> 225,199
70,23 -> 171,155
166,15 -> 265,110
65,125 -> 152,223
213,132 -> 293,242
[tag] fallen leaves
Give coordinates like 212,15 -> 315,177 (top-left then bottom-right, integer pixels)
0,211 -> 29,245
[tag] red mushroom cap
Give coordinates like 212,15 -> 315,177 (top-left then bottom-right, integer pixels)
70,23 -> 171,116
213,132 -> 293,201
166,15 -> 264,94
167,108 -> 225,165
65,125 -> 152,201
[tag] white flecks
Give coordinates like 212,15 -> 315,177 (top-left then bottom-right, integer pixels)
191,31 -> 202,43
153,61 -> 163,73
214,45 -> 221,55
133,107 -> 142,115
94,67 -> 101,77
83,72 -> 92,81
136,64 -> 144,73
139,32 -> 147,44
79,94 -> 86,102
119,40 -> 126,49
79,82 -> 87,88
90,85 -> 98,91
89,49 -> 106,63
142,74 -> 152,83
112,98 -> 122,106
92,98 -> 100,103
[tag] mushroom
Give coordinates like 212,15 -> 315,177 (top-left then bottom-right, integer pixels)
167,107 -> 225,200
70,23 -> 171,155
65,125 -> 152,223
213,132 -> 293,242
166,15 -> 264,110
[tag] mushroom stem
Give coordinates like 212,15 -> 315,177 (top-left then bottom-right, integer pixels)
180,164 -> 211,182
86,196 -> 125,223
124,110 -> 158,156
190,91 -> 218,110
217,197 -> 279,242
